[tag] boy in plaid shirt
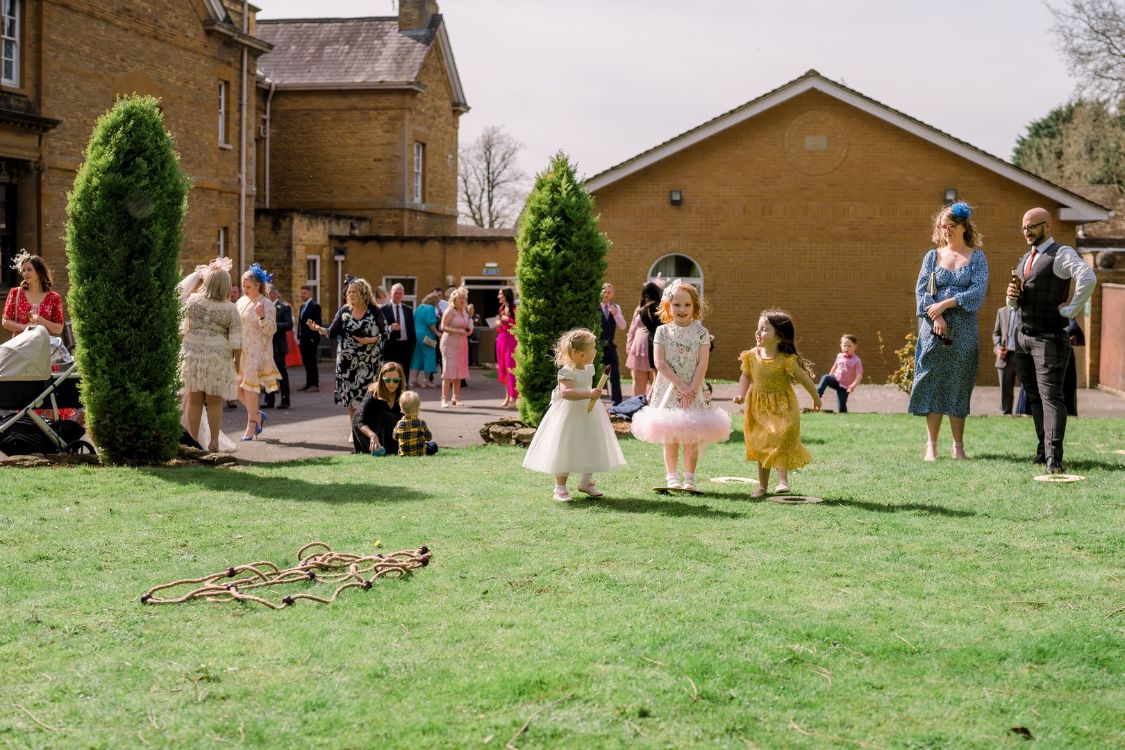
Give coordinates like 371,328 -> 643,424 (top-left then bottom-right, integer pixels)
393,391 -> 438,456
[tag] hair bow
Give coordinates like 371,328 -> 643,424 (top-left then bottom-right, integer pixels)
660,278 -> 684,302
10,248 -> 31,272
208,256 -> 233,274
248,262 -> 273,285
950,201 -> 972,220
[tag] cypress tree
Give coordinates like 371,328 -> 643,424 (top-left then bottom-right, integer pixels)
65,96 -> 190,464
515,153 -> 609,426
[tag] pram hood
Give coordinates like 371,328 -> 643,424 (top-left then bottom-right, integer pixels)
0,325 -> 52,381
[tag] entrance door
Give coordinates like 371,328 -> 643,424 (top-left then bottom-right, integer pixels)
0,182 -> 16,289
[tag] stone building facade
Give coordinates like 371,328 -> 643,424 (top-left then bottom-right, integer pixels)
586,71 -> 1111,383
0,0 -> 269,293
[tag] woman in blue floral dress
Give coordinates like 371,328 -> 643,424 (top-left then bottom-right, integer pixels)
908,202 -> 989,461
307,277 -> 387,427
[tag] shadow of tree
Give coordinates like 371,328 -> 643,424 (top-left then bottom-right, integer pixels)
140,461 -> 428,505
822,497 -> 976,517
571,496 -> 744,519
972,452 -> 1123,472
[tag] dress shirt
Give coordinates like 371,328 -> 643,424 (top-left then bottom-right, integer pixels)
1012,237 -> 1097,317
395,303 -> 409,341
603,303 -> 627,330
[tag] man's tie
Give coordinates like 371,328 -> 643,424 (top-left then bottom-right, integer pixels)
1024,246 -> 1038,276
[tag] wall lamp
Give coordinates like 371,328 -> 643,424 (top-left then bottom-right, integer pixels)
943,188 -> 957,205
669,189 -> 683,207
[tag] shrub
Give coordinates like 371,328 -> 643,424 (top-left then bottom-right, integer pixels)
887,330 -> 916,394
515,153 -> 609,426
65,96 -> 190,464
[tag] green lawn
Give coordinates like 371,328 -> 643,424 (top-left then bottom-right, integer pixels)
1,414 -> 1122,749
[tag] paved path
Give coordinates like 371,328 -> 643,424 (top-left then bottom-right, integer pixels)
221,363 -> 1125,464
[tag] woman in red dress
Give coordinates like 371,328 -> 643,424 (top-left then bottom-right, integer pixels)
3,252 -> 65,338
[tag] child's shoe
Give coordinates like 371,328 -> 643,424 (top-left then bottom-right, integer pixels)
576,480 -> 604,497
552,486 -> 571,502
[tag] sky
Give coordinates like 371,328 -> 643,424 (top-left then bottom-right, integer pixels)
257,0 -> 1081,184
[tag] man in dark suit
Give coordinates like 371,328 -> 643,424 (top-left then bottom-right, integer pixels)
599,282 -> 628,405
264,286 -> 293,409
296,285 -> 322,392
991,304 -> 1020,414
382,283 -> 415,377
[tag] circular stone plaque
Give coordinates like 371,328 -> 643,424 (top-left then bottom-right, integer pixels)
768,495 -> 825,504
783,110 -> 849,176
710,476 -> 758,484
1032,473 -> 1085,483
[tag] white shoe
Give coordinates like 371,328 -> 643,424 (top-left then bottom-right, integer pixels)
552,488 -> 572,502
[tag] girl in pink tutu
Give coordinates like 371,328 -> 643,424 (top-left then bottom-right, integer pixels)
631,279 -> 731,490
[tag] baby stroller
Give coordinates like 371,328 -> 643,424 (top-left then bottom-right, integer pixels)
0,325 -> 91,455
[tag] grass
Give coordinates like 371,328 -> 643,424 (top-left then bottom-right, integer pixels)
1,413 -> 1122,749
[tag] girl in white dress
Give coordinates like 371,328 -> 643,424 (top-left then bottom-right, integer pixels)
523,328 -> 626,502
630,279 -> 731,491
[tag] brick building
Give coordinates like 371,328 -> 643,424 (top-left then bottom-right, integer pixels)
253,0 -> 514,321
585,70 -> 1111,383
0,0 -> 270,294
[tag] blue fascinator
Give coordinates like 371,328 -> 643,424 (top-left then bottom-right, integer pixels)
343,274 -> 357,287
248,262 -> 273,285
949,201 -> 972,221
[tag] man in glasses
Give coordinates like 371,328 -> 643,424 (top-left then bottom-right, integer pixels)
1006,208 -> 1096,474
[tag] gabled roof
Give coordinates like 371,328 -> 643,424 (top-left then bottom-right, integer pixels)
255,15 -> 468,110
1069,185 -> 1125,245
585,70 -> 1109,224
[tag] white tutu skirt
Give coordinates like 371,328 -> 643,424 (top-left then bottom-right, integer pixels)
631,403 -> 732,445
523,399 -> 626,475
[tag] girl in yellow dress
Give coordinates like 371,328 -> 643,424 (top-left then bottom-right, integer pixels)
733,309 -> 821,498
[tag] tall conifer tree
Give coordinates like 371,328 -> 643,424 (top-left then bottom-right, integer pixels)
66,96 -> 190,464
515,153 -> 609,426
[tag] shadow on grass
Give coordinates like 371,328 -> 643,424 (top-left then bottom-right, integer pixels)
973,452 -> 1123,472
573,496 -> 743,518
822,497 -> 976,517
140,460 -> 428,505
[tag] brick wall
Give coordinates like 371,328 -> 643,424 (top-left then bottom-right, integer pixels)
591,90 -> 1081,383
34,0 -> 262,285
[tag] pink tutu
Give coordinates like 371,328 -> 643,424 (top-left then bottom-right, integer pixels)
630,404 -> 732,445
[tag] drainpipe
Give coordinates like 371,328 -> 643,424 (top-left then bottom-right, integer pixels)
238,0 -> 249,272
264,80 -> 275,208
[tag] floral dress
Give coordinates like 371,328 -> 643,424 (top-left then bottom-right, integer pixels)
328,305 -> 386,408
3,287 -> 64,334
630,321 -> 731,444
236,295 -> 280,394
740,349 -> 811,470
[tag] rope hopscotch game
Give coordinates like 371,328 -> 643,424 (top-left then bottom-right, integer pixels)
141,542 -> 431,610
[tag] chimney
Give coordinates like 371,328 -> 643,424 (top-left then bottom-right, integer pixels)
398,0 -> 439,32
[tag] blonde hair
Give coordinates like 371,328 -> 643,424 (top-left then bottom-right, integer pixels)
240,269 -> 266,295
346,278 -> 375,308
931,204 -> 983,248
449,286 -> 469,306
420,291 -> 440,307
203,270 -> 231,302
399,390 -> 421,415
657,282 -> 705,324
553,328 -> 597,368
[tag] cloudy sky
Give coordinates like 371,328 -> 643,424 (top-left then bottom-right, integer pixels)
258,1 -> 1080,182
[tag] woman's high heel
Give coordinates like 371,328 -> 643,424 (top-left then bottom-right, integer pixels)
256,412 -> 268,435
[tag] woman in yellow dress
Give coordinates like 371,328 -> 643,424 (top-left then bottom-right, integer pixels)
733,309 -> 821,498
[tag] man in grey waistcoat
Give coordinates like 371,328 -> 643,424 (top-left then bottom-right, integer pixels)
1005,208 -> 1096,474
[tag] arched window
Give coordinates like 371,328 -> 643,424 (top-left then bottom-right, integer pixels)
648,253 -> 703,297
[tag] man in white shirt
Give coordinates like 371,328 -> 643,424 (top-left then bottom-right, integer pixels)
599,282 -> 629,404
1005,207 -> 1096,474
381,283 -> 415,377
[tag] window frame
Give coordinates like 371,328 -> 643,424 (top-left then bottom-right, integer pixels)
305,255 -> 320,303
647,253 -> 704,298
2,0 -> 20,88
218,80 -> 231,148
383,276 -> 417,306
216,227 -> 228,257
412,142 -> 425,203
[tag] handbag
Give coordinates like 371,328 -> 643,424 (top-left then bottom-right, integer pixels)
423,336 -> 437,348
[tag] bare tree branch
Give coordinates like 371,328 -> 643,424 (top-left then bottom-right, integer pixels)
1048,0 -> 1125,101
458,126 -> 529,228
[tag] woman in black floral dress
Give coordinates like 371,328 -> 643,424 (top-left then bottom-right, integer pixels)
307,277 -> 386,424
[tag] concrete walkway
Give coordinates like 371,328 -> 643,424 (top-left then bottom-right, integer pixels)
220,362 -> 1125,464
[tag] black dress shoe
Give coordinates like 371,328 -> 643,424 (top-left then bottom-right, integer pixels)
1033,452 -> 1047,464
262,402 -> 275,409
278,401 -> 290,410
1046,459 -> 1065,475
299,384 -> 311,391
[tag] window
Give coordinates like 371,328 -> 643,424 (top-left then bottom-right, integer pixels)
216,227 -> 227,257
2,0 -> 19,87
648,253 -> 704,297
218,81 -> 230,146
413,142 -> 425,203
305,255 -> 320,302
461,276 -> 517,322
383,276 -> 417,305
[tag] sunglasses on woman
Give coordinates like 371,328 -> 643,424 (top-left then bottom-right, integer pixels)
382,376 -> 401,383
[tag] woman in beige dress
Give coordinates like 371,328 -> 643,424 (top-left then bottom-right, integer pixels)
236,263 -> 281,440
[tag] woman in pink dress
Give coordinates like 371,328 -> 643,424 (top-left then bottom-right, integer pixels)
495,287 -> 519,408
3,252 -> 65,339
235,263 -> 281,440
439,286 -> 472,407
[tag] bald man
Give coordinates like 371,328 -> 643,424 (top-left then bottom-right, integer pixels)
1005,208 -> 1096,474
